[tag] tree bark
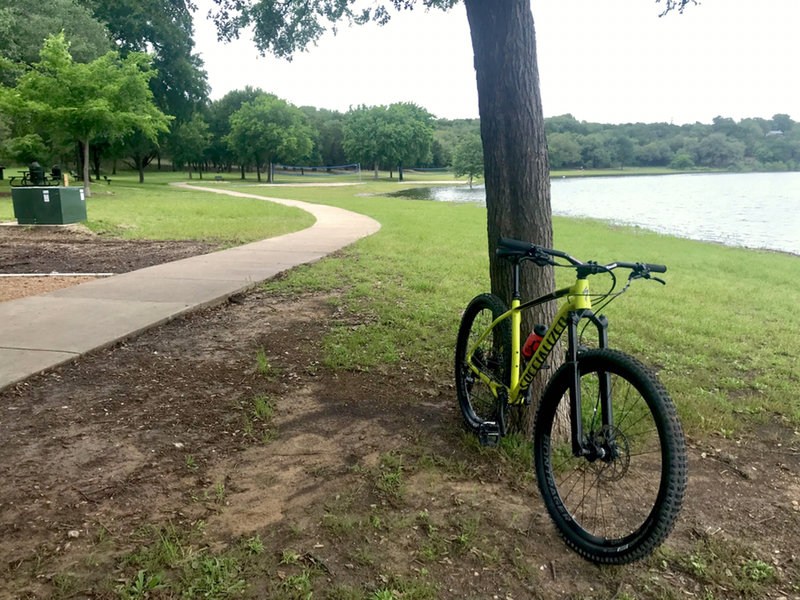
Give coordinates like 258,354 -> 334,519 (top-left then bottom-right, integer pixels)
464,0 -> 558,434
82,137 -> 91,198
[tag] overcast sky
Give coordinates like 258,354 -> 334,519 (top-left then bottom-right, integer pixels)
191,1 -> 800,125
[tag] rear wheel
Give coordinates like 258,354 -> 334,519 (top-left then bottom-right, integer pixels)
533,348 -> 687,564
454,294 -> 511,432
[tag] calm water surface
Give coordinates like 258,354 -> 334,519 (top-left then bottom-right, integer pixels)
398,172 -> 800,255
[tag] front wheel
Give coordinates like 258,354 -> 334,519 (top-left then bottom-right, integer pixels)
533,348 -> 687,564
454,293 -> 511,433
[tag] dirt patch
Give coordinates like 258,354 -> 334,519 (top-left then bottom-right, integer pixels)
0,275 -> 99,302
0,224 -> 220,275
1,237 -> 799,599
0,224 -> 222,302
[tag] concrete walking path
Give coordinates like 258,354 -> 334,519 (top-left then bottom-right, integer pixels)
0,185 -> 380,391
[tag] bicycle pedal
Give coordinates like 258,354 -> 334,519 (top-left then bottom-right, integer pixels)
478,422 -> 501,447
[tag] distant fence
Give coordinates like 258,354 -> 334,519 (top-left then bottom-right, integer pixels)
271,163 -> 361,182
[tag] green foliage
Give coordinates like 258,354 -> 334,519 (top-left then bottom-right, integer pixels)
342,103 -> 434,176
206,86 -> 267,169
210,0 -> 457,59
1,133 -> 48,165
452,131 -> 484,186
301,105 -> 348,165
168,113 -> 212,175
117,570 -> 165,599
0,0 -> 111,86
82,0 -> 209,122
226,94 -> 314,181
0,33 -> 172,195
545,112 -> 800,172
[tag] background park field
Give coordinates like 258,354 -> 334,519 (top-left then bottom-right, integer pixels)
2,173 -> 799,599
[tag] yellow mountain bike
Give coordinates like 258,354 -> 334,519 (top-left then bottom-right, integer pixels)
455,237 -> 687,564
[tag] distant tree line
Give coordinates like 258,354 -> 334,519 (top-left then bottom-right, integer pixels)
545,113 -> 800,172
1,0 -> 797,185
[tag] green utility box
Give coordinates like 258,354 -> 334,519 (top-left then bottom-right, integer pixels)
11,186 -> 87,225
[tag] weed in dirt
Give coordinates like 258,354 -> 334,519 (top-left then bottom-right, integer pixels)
280,549 -> 301,565
245,535 -> 264,556
378,574 -> 438,600
182,555 -> 246,598
186,455 -> 199,471
126,523 -> 189,572
326,585 -> 366,600
117,569 -> 166,599
656,535 -> 781,598
741,559 -> 776,583
214,482 -> 226,504
376,452 -> 405,499
349,546 -> 378,567
450,514 -> 480,555
253,394 -> 274,420
280,570 -> 314,599
51,572 -> 78,599
256,347 -> 279,378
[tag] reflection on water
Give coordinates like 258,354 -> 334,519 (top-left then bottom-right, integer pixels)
386,184 -> 485,203
388,173 -> 800,255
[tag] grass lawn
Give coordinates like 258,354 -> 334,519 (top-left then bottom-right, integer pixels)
210,179 -> 800,437
0,170 -> 314,243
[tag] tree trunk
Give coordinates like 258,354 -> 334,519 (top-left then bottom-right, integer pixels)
138,159 -> 145,183
92,145 -> 101,181
82,137 -> 91,198
398,162 -> 403,181
465,0 -> 558,434
373,161 -> 378,180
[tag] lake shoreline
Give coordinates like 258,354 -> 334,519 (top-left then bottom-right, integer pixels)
391,171 -> 800,256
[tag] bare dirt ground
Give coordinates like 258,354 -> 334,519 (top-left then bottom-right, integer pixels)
1,229 -> 799,599
0,224 -> 220,301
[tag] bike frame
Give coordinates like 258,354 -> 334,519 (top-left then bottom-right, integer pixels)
466,270 -> 613,456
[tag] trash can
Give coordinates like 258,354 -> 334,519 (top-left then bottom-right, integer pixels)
11,186 -> 87,225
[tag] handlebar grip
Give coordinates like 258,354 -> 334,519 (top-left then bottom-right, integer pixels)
497,237 -> 535,254
644,263 -> 667,273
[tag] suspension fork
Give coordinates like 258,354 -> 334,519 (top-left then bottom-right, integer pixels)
566,310 -> 612,457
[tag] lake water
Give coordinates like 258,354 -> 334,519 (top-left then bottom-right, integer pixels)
393,172 -> 800,255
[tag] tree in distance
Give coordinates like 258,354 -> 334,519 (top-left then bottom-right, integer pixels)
169,114 -> 212,179
0,33 -> 172,197
452,131 -> 484,188
342,102 -> 433,180
207,86 -> 268,174
225,94 -> 314,182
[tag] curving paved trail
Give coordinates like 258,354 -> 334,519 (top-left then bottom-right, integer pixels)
0,185 -> 380,391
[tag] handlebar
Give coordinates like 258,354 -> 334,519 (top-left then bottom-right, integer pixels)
497,237 -> 667,277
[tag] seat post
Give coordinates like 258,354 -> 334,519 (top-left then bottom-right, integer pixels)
512,260 -> 522,301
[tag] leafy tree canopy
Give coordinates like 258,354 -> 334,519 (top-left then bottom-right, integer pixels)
342,102 -> 433,177
79,0 -> 209,122
225,94 -> 314,181
452,131 -> 483,187
0,33 -> 172,195
209,0 -> 459,58
0,0 -> 112,85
